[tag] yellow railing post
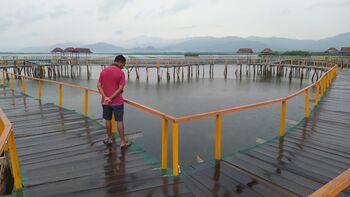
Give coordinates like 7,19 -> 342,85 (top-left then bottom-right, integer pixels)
21,77 -> 26,94
172,121 -> 179,176
38,80 -> 42,100
322,78 -> 326,95
320,78 -> 324,97
111,113 -> 116,133
2,70 -> 5,87
315,84 -> 319,106
279,100 -> 287,137
305,89 -> 310,118
58,84 -> 63,108
8,130 -> 23,189
84,89 -> 88,117
161,118 -> 168,169
215,114 -> 222,160
309,168 -> 350,197
10,74 -> 14,91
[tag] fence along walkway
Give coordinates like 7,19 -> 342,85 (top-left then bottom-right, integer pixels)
182,70 -> 350,196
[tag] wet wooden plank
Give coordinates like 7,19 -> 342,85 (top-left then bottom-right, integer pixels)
224,70 -> 350,196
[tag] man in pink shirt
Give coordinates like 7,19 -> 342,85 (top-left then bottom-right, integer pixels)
97,55 -> 131,148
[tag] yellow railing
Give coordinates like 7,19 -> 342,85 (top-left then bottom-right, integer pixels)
0,108 -> 22,190
309,168 -> 350,197
167,65 -> 338,176
1,64 -> 346,195
2,71 -> 175,171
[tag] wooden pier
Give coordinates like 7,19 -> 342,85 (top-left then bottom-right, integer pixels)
184,70 -> 350,196
1,56 -> 349,82
0,67 -> 349,196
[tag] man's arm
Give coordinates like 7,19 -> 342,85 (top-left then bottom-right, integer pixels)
109,84 -> 124,101
97,82 -> 106,97
98,82 -> 112,104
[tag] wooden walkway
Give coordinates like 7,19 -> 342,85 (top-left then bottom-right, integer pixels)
183,70 -> 350,196
0,70 -> 349,196
0,91 -> 190,196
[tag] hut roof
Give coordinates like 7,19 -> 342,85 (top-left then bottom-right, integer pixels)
340,47 -> 350,53
326,47 -> 338,52
261,48 -> 273,53
64,47 -> 77,53
75,48 -> 92,53
51,48 -> 64,53
237,48 -> 254,53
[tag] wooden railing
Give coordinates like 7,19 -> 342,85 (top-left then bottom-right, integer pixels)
0,108 -> 22,190
309,168 -> 350,197
2,71 -> 176,171
167,65 -> 338,176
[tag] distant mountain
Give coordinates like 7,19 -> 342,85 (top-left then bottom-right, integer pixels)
246,32 -> 350,51
17,42 -> 80,53
127,46 -> 159,53
14,42 -> 126,53
81,42 -> 125,53
9,32 -> 350,53
161,36 -> 267,52
162,32 -> 350,52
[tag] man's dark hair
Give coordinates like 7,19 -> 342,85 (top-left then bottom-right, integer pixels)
114,55 -> 126,63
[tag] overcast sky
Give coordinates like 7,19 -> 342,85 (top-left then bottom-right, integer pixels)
0,0 -> 349,49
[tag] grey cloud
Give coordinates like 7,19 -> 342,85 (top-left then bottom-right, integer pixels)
178,25 -> 197,29
306,0 -> 350,10
12,5 -> 68,26
99,0 -> 131,16
115,30 -> 124,35
0,19 -> 12,32
159,1 -> 193,16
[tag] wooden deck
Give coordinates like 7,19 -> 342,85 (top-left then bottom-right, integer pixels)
1,70 -> 349,196
0,91 -> 191,196
183,70 -> 350,196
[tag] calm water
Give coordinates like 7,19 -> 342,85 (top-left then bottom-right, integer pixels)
5,58 -> 316,171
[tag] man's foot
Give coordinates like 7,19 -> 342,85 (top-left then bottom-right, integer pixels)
120,141 -> 132,149
103,138 -> 113,146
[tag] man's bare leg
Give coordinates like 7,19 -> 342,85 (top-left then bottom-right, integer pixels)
105,120 -> 112,142
117,121 -> 126,145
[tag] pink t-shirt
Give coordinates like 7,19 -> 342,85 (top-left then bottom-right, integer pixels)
98,65 -> 126,105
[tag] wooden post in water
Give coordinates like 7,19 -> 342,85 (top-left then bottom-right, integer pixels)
181,66 -> 184,80
166,67 -> 170,81
86,65 -> 90,80
157,61 -> 161,82
187,65 -> 190,80
135,67 -> 140,80
224,64 -> 227,79
202,65 -> 205,78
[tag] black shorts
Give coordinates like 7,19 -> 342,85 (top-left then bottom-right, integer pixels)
102,104 -> 124,121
